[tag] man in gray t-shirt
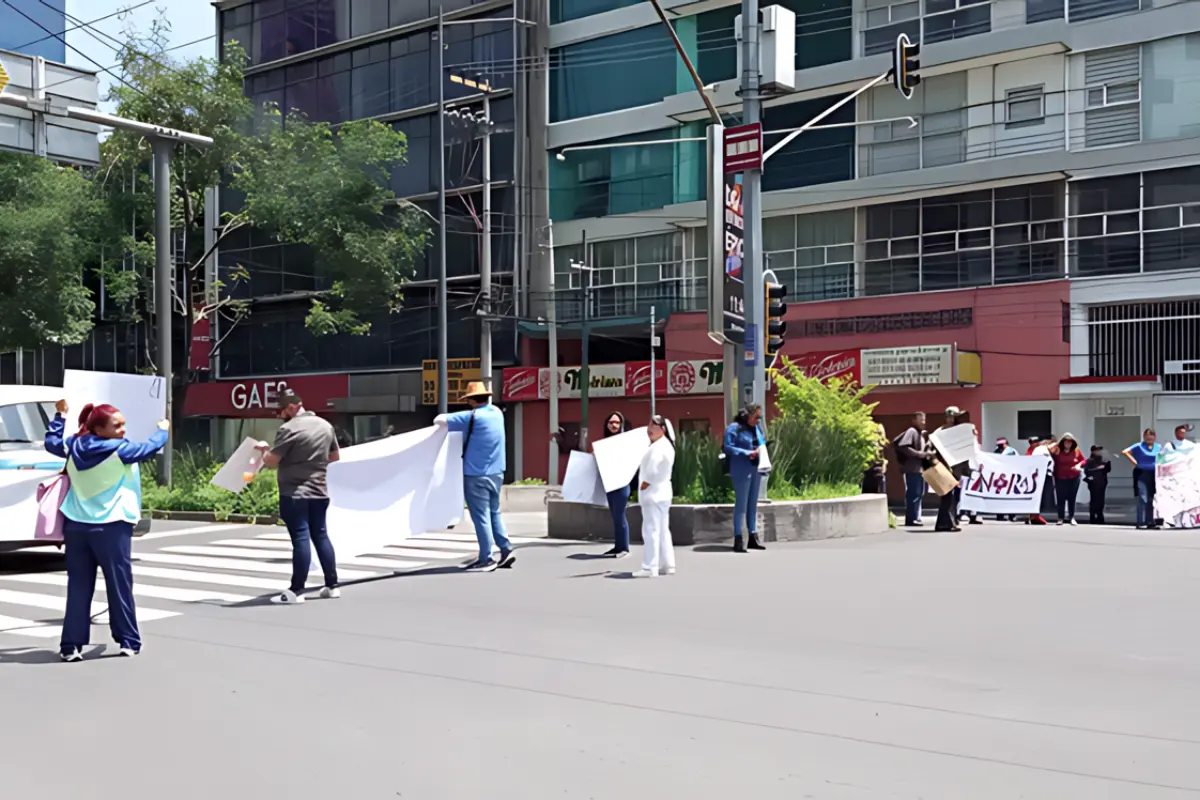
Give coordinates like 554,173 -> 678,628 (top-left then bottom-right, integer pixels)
255,390 -> 341,605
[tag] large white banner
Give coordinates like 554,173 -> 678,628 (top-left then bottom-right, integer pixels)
590,426 -> 650,493
326,427 -> 464,555
958,452 -> 1052,515
63,369 -> 166,443
1155,448 -> 1200,529
561,451 -> 608,506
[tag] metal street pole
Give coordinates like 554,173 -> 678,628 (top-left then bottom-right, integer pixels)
547,224 -> 560,484
152,138 -> 174,486
577,230 -> 591,452
480,90 -> 493,390
740,0 -> 765,412
650,305 -> 657,417
435,6 -> 449,414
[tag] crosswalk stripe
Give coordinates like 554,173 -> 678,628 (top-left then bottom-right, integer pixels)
397,538 -> 479,552
159,545 -> 427,571
215,538 -> 463,562
413,533 -> 543,545
0,614 -> 60,638
131,566 -> 289,591
211,538 -> 293,551
0,588 -> 178,621
132,552 -> 383,580
380,546 -> 467,560
0,573 -> 253,605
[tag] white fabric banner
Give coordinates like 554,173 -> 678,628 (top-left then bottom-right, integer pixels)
958,452 -> 1052,515
63,369 -> 166,443
562,450 -> 607,506
1155,448 -> 1200,528
591,426 -> 650,493
326,427 -> 464,555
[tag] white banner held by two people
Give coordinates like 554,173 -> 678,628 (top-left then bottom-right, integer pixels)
958,452 -> 1054,515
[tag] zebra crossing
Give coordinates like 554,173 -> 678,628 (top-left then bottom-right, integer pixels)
0,529 -> 532,642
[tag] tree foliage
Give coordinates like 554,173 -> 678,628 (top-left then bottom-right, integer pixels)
0,154 -> 100,349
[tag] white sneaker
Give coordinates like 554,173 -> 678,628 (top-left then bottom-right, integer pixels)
1069,519 -> 1078,526
319,586 -> 341,599
60,648 -> 83,663
663,567 -> 676,575
632,569 -> 658,578
271,589 -> 305,604
119,646 -> 139,657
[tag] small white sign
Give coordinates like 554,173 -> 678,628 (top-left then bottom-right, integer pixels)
210,437 -> 265,494
861,345 -> 953,386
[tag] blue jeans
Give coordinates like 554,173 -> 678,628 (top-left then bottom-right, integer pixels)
465,474 -> 511,562
606,484 -> 631,552
279,496 -> 338,593
61,520 -> 139,652
731,462 -> 762,538
904,472 -> 926,524
1136,474 -> 1155,527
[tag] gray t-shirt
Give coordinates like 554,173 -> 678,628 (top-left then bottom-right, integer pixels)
273,411 -> 338,498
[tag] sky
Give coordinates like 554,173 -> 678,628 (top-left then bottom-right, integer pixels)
63,0 -> 218,110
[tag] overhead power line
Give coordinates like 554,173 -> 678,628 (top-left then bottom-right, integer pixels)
10,0 -> 157,52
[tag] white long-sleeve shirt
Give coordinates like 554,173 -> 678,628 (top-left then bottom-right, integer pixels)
638,436 -> 675,504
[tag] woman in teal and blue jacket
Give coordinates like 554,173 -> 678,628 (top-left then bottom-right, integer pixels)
724,404 -> 767,553
44,400 -> 169,662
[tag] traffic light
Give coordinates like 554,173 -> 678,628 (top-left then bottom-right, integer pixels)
765,282 -> 787,365
892,33 -> 920,100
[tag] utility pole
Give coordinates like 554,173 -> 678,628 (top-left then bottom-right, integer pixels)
435,6 -> 449,414
547,224 -> 561,484
480,88 -> 493,390
739,0 -> 765,413
650,305 -> 657,417
572,231 -> 591,451
152,139 -> 174,485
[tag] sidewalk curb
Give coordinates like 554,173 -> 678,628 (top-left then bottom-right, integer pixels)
144,510 -> 280,526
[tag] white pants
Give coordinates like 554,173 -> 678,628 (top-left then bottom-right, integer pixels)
640,500 -> 675,574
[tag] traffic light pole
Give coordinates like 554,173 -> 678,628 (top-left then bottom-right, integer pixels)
739,0 -> 765,413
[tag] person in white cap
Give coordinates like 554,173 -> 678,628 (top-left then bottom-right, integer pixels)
633,414 -> 676,578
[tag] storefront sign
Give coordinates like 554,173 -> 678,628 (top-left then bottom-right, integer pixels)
959,453 -> 1053,515
500,361 -> 725,402
723,173 -> 745,344
790,350 -> 861,384
188,315 -> 212,372
861,345 -> 953,386
182,374 -> 349,418
667,360 -> 724,395
421,358 -> 481,406
801,308 -> 973,338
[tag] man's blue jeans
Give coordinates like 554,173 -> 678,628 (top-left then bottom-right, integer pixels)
904,472 -> 926,525
279,496 -> 338,593
465,474 -> 511,562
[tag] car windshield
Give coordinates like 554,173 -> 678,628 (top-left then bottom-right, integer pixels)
0,402 -> 54,447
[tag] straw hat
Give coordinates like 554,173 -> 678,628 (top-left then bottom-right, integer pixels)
457,381 -> 492,402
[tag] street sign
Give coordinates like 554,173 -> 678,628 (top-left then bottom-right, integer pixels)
722,173 -> 745,344
0,60 -> 8,95
723,123 -> 763,173
421,358 -> 482,405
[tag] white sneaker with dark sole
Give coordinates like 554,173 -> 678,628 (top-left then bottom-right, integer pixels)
319,586 -> 341,599
271,589 -> 305,604
60,648 -> 83,663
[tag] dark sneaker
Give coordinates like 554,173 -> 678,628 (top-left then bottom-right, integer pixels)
601,547 -> 619,557
466,559 -> 498,573
498,550 -> 516,569
612,550 -> 630,560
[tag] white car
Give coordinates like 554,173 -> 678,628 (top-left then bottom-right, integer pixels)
0,385 -> 151,552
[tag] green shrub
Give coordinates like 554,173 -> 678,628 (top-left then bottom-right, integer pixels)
672,431 -> 734,504
511,478 -> 547,486
768,356 -> 880,491
140,447 -> 279,517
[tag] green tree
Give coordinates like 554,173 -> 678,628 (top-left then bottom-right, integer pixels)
97,20 -> 428,393
0,153 -> 101,351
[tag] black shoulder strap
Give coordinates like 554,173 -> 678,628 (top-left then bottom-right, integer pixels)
462,410 -> 476,459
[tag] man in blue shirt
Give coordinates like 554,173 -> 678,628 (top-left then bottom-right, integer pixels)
434,381 -> 514,572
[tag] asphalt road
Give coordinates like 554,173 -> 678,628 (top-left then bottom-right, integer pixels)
1,519 -> 1199,798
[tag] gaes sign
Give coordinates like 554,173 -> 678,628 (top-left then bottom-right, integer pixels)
231,380 -> 290,411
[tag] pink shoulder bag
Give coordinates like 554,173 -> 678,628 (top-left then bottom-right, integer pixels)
34,472 -> 70,542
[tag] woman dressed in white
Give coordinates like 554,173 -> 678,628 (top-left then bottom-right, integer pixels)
634,414 -> 676,578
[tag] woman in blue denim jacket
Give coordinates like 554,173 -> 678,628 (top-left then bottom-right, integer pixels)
724,404 -> 766,553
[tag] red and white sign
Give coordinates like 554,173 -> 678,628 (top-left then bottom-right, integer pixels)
624,361 -> 667,397
790,350 -> 861,385
182,374 -> 349,418
188,315 -> 212,372
724,123 -> 763,173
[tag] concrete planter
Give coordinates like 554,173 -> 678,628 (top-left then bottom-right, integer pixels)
501,484 -> 558,513
547,494 -> 889,546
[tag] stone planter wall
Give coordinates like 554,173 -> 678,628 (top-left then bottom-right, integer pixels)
501,484 -> 558,513
547,494 -> 888,546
